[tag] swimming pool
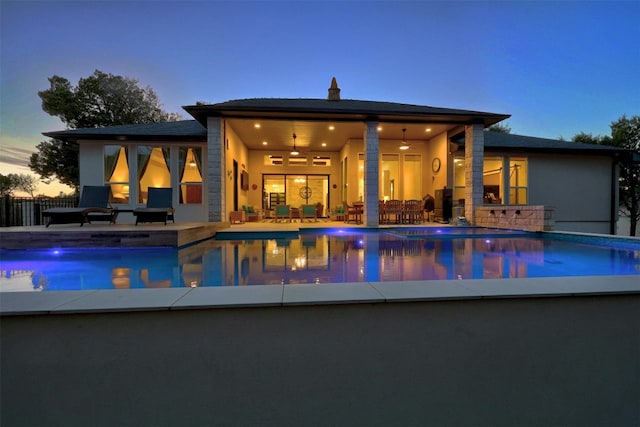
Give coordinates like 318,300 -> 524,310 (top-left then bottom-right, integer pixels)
1,228 -> 638,291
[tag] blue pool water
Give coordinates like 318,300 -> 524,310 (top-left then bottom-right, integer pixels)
0,228 -> 638,291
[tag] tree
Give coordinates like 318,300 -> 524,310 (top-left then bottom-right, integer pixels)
0,174 -> 17,197
14,174 -> 39,197
573,115 -> 640,236
487,122 -> 511,133
0,173 -> 39,197
610,115 -> 640,236
571,132 -> 611,145
30,70 -> 181,192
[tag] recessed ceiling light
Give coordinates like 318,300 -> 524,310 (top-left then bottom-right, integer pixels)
262,141 -> 268,145
321,142 -> 327,147
426,128 -> 432,132
328,125 -> 335,131
377,126 -> 383,132
254,123 -> 261,128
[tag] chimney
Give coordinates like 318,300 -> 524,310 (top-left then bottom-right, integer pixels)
327,77 -> 340,101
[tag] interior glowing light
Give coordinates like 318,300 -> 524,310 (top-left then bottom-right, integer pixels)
321,142 -> 327,147
399,145 -> 409,150
254,123 -> 261,128
262,141 -> 268,146
377,126 -> 383,132
426,128 -> 432,132
328,125 -> 335,130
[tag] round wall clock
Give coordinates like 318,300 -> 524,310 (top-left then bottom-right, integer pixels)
432,157 -> 441,173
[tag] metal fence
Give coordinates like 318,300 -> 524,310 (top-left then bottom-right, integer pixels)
0,196 -> 79,227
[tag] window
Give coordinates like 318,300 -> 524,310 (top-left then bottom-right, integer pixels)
453,156 -> 528,205
312,156 -> 331,166
453,157 -> 465,202
358,153 -> 364,202
288,155 -> 308,166
483,157 -> 503,204
104,145 -> 129,204
179,147 -> 203,204
265,155 -> 283,166
380,154 -> 399,201
138,146 -> 170,204
509,158 -> 528,204
403,154 -> 422,200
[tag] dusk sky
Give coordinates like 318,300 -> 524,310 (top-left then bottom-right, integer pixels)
1,0 -> 639,196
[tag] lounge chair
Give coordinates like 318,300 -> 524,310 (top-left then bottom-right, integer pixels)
133,187 -> 175,225
43,185 -> 114,227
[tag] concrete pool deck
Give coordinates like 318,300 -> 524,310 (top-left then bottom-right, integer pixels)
0,218 -> 467,249
1,274 -> 640,316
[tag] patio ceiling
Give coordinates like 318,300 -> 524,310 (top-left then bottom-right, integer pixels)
227,118 -> 455,152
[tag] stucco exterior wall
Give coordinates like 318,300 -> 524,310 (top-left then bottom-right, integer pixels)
528,154 -> 614,233
2,295 -> 638,426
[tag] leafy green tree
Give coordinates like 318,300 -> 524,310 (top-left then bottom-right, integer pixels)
30,70 -> 181,192
573,115 -> 640,236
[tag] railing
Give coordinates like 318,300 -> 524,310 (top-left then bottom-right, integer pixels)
0,195 -> 79,227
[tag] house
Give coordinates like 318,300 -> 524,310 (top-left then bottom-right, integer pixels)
44,78 -> 628,234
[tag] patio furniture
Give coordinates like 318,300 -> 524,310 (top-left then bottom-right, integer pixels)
43,185 -> 114,227
403,199 -> 423,224
133,187 -> 175,225
329,205 -> 345,221
301,204 -> 317,222
343,201 -> 363,224
275,205 -> 292,222
384,200 -> 403,224
229,210 -> 245,224
379,200 -> 387,224
242,205 -> 263,222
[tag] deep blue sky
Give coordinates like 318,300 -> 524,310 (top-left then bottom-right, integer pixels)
1,0 -> 639,195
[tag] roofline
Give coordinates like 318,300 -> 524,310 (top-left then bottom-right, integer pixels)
182,98 -> 510,128
42,131 -> 206,143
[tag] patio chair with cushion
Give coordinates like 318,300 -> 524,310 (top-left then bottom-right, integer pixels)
301,204 -> 317,222
242,205 -> 263,222
275,205 -> 292,222
133,187 -> 175,225
43,185 -> 115,227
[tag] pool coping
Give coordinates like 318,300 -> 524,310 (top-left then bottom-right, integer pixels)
1,275 -> 639,316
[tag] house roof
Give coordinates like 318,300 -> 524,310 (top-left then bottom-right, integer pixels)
43,120 -> 206,142
183,98 -> 511,127
453,131 -> 628,156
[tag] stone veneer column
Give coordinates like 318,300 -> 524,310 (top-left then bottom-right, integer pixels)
207,117 -> 225,222
364,121 -> 380,226
464,123 -> 484,225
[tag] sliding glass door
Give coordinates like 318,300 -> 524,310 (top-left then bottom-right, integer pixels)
263,174 -> 329,217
